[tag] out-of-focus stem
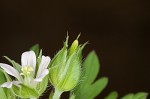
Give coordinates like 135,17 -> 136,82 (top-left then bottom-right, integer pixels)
52,89 -> 62,99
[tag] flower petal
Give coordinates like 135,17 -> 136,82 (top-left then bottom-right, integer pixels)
0,63 -> 21,81
21,51 -> 36,70
1,82 -> 13,88
34,69 -> 49,82
36,56 -> 50,78
1,81 -> 20,88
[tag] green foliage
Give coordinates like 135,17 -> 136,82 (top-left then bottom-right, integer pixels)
71,51 -> 108,99
0,69 -> 7,99
121,92 -> 148,99
0,69 -> 6,85
104,91 -> 148,99
12,84 -> 39,98
0,69 -> 16,99
104,91 -> 119,99
0,37 -> 148,99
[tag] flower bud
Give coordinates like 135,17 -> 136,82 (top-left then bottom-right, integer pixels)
49,35 -> 86,93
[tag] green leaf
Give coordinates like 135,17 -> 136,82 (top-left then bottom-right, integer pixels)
11,84 -> 39,98
30,44 -> 40,57
4,56 -> 21,73
20,84 -> 39,98
133,92 -> 148,99
0,69 -> 7,99
85,77 -> 108,99
0,69 -> 6,84
104,91 -> 118,99
11,85 -> 20,97
83,50 -> 100,85
121,93 -> 134,99
0,88 -> 7,99
72,51 -> 108,99
121,92 -> 148,99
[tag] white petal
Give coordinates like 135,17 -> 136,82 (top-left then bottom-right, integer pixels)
0,63 -> 21,81
1,81 -> 20,88
1,82 -> 13,88
34,69 -> 49,82
36,56 -> 50,78
12,81 -> 21,86
21,51 -> 36,70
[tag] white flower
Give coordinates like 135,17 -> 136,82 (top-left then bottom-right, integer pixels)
0,51 -> 50,88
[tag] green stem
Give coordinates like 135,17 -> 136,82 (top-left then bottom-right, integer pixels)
52,89 -> 62,99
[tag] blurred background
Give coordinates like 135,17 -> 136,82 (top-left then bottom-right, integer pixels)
0,0 -> 150,98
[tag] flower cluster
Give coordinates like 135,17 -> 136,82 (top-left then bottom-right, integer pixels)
0,51 -> 50,88
0,51 -> 50,98
0,35 -> 86,99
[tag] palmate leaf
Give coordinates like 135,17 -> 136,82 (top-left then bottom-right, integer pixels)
71,51 -> 108,99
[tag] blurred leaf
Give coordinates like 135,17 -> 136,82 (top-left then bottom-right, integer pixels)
121,93 -> 134,99
104,91 -> 118,99
20,84 -> 39,98
30,44 -> 40,57
0,88 -> 7,99
133,92 -> 148,99
121,92 -> 148,99
83,50 -> 100,85
85,77 -> 108,99
0,69 -> 6,84
71,51 -> 108,99
0,69 -> 7,99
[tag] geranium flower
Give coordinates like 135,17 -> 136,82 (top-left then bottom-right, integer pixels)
0,51 -> 50,88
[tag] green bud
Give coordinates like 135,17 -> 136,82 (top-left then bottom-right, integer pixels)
49,35 -> 86,98
68,40 -> 78,56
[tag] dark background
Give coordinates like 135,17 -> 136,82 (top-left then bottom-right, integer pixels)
0,0 -> 150,98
